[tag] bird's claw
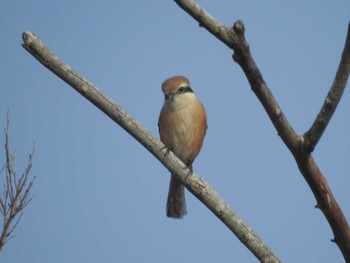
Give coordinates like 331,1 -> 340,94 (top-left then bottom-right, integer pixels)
161,145 -> 171,159
184,165 -> 193,182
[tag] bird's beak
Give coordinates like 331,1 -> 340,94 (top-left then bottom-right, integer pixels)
166,93 -> 175,101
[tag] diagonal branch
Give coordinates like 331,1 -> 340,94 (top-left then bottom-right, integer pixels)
305,22 -> 350,152
174,1 -> 300,153
173,0 -> 238,49
174,0 -> 350,261
22,31 -> 281,263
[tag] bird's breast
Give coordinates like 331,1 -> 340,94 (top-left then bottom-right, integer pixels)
159,97 -> 207,164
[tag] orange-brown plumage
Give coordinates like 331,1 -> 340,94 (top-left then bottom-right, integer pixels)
158,76 -> 207,218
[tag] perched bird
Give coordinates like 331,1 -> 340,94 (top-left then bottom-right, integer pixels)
158,76 -> 207,218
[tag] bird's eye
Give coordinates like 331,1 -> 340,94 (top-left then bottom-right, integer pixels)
177,86 -> 193,94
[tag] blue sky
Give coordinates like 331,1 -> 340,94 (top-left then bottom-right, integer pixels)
0,1 -> 349,262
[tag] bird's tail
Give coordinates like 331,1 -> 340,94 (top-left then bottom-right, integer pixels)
166,174 -> 187,219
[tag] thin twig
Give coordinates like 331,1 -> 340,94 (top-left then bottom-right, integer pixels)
0,114 -> 35,250
22,30 -> 281,263
7,212 -> 23,238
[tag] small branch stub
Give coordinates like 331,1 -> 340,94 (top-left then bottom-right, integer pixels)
232,20 -> 250,64
233,20 -> 245,36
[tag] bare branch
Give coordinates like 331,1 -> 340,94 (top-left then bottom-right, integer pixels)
7,212 -> 23,239
305,22 -> 350,151
0,114 -> 35,251
174,1 -> 300,152
174,0 -> 238,49
173,0 -> 350,261
22,31 -> 281,263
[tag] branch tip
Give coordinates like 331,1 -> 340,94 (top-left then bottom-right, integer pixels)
22,32 -> 32,46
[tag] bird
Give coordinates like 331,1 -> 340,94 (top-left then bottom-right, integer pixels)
158,76 -> 207,219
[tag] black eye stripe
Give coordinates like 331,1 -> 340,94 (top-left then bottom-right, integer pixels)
164,87 -> 193,100
178,86 -> 193,94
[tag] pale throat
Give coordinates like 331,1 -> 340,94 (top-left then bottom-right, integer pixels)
168,93 -> 197,112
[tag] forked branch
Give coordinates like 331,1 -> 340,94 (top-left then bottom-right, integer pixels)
174,0 -> 350,261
